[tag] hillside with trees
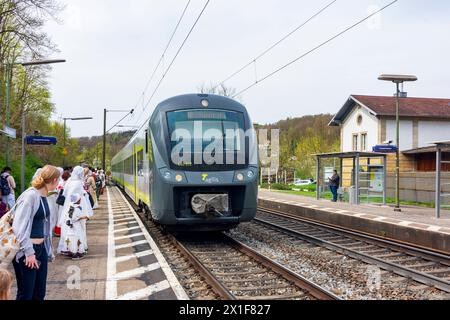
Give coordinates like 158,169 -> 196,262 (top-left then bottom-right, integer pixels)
257,114 -> 340,179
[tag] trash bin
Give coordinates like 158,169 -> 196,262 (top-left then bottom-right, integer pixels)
349,186 -> 357,205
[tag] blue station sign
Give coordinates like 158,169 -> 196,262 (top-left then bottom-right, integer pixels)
373,145 -> 398,153
25,136 -> 58,145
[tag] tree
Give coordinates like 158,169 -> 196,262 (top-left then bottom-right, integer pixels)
197,82 -> 240,100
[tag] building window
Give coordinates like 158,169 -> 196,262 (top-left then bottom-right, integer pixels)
361,133 -> 367,151
352,134 -> 358,151
357,114 -> 363,126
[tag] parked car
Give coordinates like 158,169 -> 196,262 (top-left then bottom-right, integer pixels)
293,179 -> 315,186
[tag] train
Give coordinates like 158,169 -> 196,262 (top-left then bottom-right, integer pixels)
111,94 -> 259,231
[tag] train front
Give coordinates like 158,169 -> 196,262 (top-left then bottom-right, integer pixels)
150,94 -> 259,231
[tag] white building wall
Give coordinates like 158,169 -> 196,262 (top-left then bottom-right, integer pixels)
418,121 -> 450,148
342,105 -> 379,152
385,120 -> 413,151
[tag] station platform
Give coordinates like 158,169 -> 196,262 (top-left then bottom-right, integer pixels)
10,187 -> 188,300
259,189 -> 450,254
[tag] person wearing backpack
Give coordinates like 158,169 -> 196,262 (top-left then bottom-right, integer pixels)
11,165 -> 61,301
1,167 -> 16,209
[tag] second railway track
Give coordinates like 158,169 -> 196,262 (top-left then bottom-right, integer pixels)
255,207 -> 450,294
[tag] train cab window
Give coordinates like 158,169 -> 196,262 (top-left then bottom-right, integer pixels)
167,109 -> 246,171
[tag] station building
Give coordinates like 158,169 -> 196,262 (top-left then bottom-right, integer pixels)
329,94 -> 450,203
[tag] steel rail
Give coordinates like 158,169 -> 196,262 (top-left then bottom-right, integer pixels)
257,208 -> 450,293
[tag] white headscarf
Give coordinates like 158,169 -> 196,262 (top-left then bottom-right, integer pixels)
70,193 -> 81,205
60,166 -> 93,225
70,166 -> 85,181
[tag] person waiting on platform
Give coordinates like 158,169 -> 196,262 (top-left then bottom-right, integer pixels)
1,167 -> 16,209
11,165 -> 61,301
61,193 -> 89,260
328,170 -> 340,203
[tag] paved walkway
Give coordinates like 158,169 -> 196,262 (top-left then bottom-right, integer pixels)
259,189 -> 450,234
9,187 -> 188,300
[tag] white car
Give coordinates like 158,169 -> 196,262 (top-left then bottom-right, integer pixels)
293,179 -> 315,186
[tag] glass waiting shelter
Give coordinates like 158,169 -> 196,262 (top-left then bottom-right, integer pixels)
315,152 -> 387,205
432,141 -> 450,219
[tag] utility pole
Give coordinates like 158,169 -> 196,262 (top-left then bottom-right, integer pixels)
20,110 -> 26,193
62,117 -> 92,167
103,108 -> 107,171
378,74 -> 417,212
5,65 -> 12,165
103,108 -> 134,171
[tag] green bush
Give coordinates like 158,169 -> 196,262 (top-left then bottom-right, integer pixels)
0,155 -> 44,196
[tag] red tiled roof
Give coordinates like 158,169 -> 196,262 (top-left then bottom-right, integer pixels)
352,95 -> 450,119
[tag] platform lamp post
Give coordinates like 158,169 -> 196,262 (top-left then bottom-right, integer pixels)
378,74 -> 418,212
18,59 -> 66,193
62,117 -> 93,167
102,108 -> 134,172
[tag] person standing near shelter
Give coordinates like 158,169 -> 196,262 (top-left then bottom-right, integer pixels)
328,170 -> 340,202
11,165 -> 61,301
1,167 -> 16,209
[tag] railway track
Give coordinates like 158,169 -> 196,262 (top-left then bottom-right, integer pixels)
169,232 -> 339,300
144,220 -> 339,300
256,207 -> 450,293
122,193 -> 338,300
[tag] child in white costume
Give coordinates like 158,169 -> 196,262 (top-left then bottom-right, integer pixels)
62,193 -> 89,260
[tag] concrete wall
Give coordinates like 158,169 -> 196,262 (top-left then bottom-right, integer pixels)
386,172 -> 450,203
342,105 -> 378,152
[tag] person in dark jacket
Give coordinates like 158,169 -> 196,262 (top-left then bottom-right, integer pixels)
328,170 -> 340,202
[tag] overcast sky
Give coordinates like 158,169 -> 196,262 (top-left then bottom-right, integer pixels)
43,0 -> 450,137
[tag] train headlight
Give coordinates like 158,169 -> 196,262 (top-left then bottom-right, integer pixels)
247,170 -> 255,179
236,173 -> 244,181
163,171 -> 172,180
201,99 -> 209,108
175,174 -> 183,182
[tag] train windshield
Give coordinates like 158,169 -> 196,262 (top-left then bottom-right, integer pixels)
167,109 -> 248,170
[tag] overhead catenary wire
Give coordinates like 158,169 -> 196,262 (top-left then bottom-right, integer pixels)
215,0 -> 338,90
133,0 -> 211,133
233,0 -> 399,98
135,0 -> 192,109
106,110 -> 134,134
128,0 -> 192,128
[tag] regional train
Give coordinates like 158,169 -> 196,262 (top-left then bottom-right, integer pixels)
111,94 -> 259,231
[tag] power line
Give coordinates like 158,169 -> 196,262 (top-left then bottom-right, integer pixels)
143,0 -> 211,111
129,0 -> 192,126
233,0 -> 399,98
133,0 -> 211,133
215,0 -> 338,90
135,0 -> 192,109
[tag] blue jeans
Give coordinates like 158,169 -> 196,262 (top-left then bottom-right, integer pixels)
12,243 -> 48,301
2,193 -> 15,209
330,186 -> 338,202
